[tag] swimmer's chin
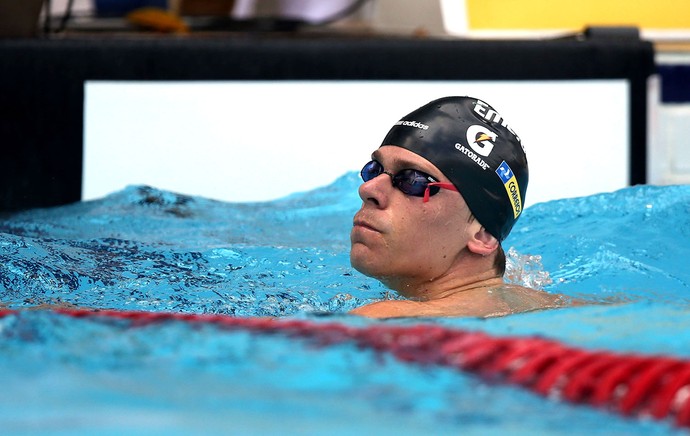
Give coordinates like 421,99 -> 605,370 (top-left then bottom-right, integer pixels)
350,226 -> 382,248
348,253 -> 373,277
349,251 -> 386,281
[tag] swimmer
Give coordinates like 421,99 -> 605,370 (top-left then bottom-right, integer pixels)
349,96 -> 567,318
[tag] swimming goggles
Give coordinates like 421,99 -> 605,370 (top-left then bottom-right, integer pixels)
360,160 -> 458,202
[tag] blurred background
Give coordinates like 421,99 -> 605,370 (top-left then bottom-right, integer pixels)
1,0 -> 689,209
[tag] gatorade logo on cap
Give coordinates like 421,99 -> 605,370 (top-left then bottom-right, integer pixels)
466,125 -> 497,157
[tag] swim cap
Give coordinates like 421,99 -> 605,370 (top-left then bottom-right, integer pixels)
380,96 -> 528,241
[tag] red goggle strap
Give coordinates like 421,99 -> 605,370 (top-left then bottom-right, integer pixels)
423,182 -> 458,202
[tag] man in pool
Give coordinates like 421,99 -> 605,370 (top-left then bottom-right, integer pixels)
349,96 -> 565,318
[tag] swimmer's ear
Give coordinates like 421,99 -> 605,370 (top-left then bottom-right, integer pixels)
467,227 -> 499,256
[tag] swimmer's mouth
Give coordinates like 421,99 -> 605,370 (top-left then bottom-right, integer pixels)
353,219 -> 381,233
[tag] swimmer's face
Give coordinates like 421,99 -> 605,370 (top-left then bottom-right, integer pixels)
350,146 -> 479,296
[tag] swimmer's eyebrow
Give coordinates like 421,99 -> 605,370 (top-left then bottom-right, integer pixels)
371,150 -> 442,179
372,150 -> 421,168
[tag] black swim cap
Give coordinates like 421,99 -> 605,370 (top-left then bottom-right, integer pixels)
380,96 -> 528,241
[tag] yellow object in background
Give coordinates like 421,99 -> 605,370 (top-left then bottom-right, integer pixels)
126,8 -> 189,33
466,0 -> 690,30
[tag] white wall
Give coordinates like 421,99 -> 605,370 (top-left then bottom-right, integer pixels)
84,80 -> 629,206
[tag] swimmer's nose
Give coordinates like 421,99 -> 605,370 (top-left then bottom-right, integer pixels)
358,172 -> 391,208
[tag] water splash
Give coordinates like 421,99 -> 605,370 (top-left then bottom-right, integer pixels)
2,178 -> 690,315
504,247 -> 553,290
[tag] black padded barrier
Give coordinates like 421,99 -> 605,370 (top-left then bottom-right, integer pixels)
0,33 -> 655,212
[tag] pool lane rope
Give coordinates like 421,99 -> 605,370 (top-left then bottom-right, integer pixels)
2,308 -> 690,429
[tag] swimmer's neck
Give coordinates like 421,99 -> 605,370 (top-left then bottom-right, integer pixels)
382,270 -> 505,302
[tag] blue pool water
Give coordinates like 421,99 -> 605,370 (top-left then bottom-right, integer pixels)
1,173 -> 690,434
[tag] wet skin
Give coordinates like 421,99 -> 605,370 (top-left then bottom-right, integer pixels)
349,146 -> 567,318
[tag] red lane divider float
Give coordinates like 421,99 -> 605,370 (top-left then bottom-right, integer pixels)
1,307 -> 689,428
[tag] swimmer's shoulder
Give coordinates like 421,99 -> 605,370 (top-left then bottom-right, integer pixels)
349,299 -> 429,319
350,296 -> 488,319
350,285 -> 580,319
484,283 -> 579,315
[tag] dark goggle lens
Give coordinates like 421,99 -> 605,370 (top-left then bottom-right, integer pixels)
394,170 -> 438,197
360,160 -> 438,197
360,160 -> 383,182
